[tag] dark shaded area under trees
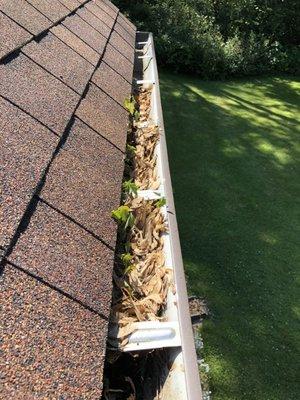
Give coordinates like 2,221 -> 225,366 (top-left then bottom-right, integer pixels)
113,0 -> 299,78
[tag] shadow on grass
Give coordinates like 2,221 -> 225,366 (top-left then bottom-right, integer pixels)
159,72 -> 300,400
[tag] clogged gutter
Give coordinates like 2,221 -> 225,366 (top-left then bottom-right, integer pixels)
102,87 -> 171,399
109,88 -> 171,348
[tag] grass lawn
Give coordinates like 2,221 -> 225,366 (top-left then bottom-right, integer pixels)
159,72 -> 300,400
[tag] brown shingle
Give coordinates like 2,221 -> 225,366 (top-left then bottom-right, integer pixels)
62,117 -> 125,172
76,83 -> 129,149
23,32 -> 93,94
102,0 -> 119,13
77,6 -> 111,38
57,0 -> 80,11
115,20 -> 136,47
0,96 -> 58,252
9,201 -> 115,315
119,12 -> 137,34
41,121 -> 124,244
63,13 -> 107,54
0,0 -> 51,35
0,11 -> 32,60
0,53 -> 79,135
26,0 -> 69,23
51,24 -> 99,66
103,43 -> 134,82
0,264 -> 106,399
94,0 -> 117,19
92,61 -> 131,106
110,29 -> 135,62
86,0 -> 115,28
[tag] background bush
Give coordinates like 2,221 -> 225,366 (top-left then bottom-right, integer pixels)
113,0 -> 299,78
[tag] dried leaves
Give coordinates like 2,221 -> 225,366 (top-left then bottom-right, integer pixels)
133,88 -> 160,190
111,198 -> 171,347
133,125 -> 160,190
109,87 -> 171,348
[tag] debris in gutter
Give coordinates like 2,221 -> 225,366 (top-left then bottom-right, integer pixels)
102,86 -> 173,399
110,197 -> 172,348
125,88 -> 160,190
109,86 -> 171,349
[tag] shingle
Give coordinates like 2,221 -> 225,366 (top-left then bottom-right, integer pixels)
51,24 -> 99,66
63,13 -> 107,54
119,12 -> 137,34
26,0 -> 69,23
94,0 -> 117,19
0,97 -> 58,252
102,0 -> 119,13
110,30 -> 135,62
115,20 -> 136,47
9,201 -> 115,315
86,1 -> 115,28
0,11 -> 32,60
0,264 -> 107,399
62,117 -> 125,172
57,0 -> 80,11
76,83 -> 129,149
0,0 -> 51,35
92,61 -> 131,106
103,43 -> 134,82
23,32 -> 93,94
0,53 -> 79,135
41,125 -> 124,245
77,7 -> 111,38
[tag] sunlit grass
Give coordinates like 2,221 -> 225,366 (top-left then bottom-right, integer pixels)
160,72 -> 300,400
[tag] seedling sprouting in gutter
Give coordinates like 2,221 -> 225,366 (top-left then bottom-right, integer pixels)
111,205 -> 135,231
126,144 -> 136,157
155,197 -> 166,208
122,179 -> 138,197
121,253 -> 135,274
124,96 -> 140,122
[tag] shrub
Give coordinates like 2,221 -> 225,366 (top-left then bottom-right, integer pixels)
113,0 -> 299,78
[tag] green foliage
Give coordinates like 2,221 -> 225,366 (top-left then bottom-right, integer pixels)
113,0 -> 299,78
111,205 -> 135,230
121,253 -> 136,274
155,197 -> 167,208
124,96 -> 136,115
121,253 -> 133,268
122,179 -> 139,196
126,144 -> 136,156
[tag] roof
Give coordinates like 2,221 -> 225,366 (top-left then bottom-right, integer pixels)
0,0 -> 136,397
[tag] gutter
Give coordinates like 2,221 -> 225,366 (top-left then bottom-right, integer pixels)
119,31 -> 203,400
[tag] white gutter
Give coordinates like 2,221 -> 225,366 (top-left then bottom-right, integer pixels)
118,32 -> 203,400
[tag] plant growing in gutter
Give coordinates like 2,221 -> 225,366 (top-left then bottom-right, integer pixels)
108,87 -> 172,349
124,95 -> 140,121
122,179 -> 138,197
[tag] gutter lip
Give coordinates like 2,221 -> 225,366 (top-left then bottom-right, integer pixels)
137,31 -> 203,400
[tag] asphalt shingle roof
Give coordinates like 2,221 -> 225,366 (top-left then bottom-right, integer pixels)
0,0 -> 136,397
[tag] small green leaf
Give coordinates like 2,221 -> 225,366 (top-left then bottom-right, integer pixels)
155,197 -> 166,208
111,205 -> 135,233
124,263 -> 136,275
121,253 -> 133,268
122,179 -> 139,196
124,242 -> 131,253
124,96 -> 137,116
126,144 -> 136,156
111,205 -> 132,225
134,110 -> 140,122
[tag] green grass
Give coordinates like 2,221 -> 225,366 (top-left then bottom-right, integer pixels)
159,72 -> 300,400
